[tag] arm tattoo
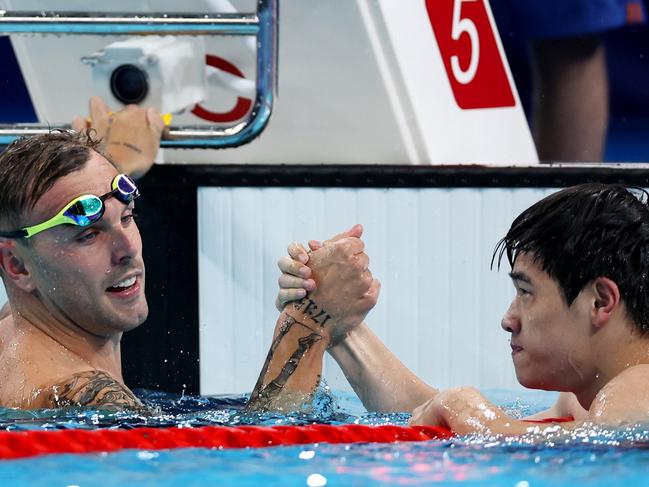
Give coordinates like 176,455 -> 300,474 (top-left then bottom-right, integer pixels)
293,298 -> 331,327
249,314 -> 297,399
246,314 -> 323,411
47,370 -> 148,413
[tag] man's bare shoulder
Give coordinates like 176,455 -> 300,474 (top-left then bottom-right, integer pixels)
589,365 -> 649,425
32,370 -> 146,412
0,323 -> 96,407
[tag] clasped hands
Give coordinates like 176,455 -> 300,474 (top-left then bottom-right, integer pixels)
275,226 -> 504,431
278,224 -> 381,345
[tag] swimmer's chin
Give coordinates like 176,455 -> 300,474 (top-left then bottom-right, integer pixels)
514,371 -> 556,392
116,300 -> 149,332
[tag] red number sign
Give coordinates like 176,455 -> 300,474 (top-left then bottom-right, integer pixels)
425,0 -> 515,109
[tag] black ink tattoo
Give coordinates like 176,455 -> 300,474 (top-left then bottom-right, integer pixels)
292,298 -> 332,327
311,308 -> 331,326
246,314 -> 324,412
265,333 -> 323,390
248,314 -> 297,402
47,370 -> 148,413
300,298 -> 317,315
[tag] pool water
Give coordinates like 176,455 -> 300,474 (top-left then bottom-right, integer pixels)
2,389 -> 649,487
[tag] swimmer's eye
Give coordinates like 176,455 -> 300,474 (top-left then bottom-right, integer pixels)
76,230 -> 98,243
121,210 -> 137,224
516,287 -> 531,297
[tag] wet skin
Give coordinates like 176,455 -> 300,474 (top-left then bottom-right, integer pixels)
18,152 -> 148,336
502,253 -> 593,395
0,151 -> 149,409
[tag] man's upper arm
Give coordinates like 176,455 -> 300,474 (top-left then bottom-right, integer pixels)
37,370 -> 146,411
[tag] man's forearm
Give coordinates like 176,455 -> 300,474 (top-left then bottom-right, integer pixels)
247,302 -> 331,412
411,387 -> 580,436
328,323 -> 437,412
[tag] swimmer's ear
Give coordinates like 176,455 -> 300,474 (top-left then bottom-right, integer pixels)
0,240 -> 36,292
591,277 -> 620,328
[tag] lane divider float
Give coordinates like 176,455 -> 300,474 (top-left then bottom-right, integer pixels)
0,424 -> 454,460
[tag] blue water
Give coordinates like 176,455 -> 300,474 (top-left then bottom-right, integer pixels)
2,389 -> 649,486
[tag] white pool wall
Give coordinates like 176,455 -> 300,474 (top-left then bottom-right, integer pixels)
197,186 -> 557,395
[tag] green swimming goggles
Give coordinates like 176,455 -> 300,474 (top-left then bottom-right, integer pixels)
0,174 -> 140,239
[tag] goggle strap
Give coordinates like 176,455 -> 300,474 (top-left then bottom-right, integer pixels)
0,229 -> 28,238
22,214 -> 79,238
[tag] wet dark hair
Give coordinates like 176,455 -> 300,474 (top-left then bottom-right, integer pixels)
494,183 -> 649,334
0,130 -> 105,230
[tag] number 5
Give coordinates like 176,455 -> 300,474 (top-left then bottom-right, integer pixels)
450,0 -> 479,85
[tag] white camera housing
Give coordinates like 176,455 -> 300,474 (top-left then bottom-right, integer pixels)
82,36 -> 207,114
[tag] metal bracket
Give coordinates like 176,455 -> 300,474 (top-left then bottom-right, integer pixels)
0,0 -> 278,148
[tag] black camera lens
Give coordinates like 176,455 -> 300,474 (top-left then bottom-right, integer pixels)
110,64 -> 149,104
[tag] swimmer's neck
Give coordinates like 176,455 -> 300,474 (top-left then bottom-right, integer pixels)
572,325 -> 649,410
7,296 -> 124,382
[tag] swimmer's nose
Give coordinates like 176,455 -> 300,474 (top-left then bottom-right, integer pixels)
111,226 -> 140,266
501,301 -> 521,335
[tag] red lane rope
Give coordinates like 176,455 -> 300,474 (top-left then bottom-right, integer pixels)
0,424 -> 454,460
525,417 -> 573,424
0,417 -> 574,460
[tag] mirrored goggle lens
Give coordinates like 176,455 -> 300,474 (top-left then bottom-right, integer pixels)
64,196 -> 104,226
112,174 -> 140,204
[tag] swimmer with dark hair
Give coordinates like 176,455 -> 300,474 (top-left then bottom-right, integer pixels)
265,185 -> 649,434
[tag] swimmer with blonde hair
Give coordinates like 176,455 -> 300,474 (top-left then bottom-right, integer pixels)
0,116 -> 375,411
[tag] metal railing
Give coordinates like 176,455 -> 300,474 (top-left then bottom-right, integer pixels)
0,0 -> 278,148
